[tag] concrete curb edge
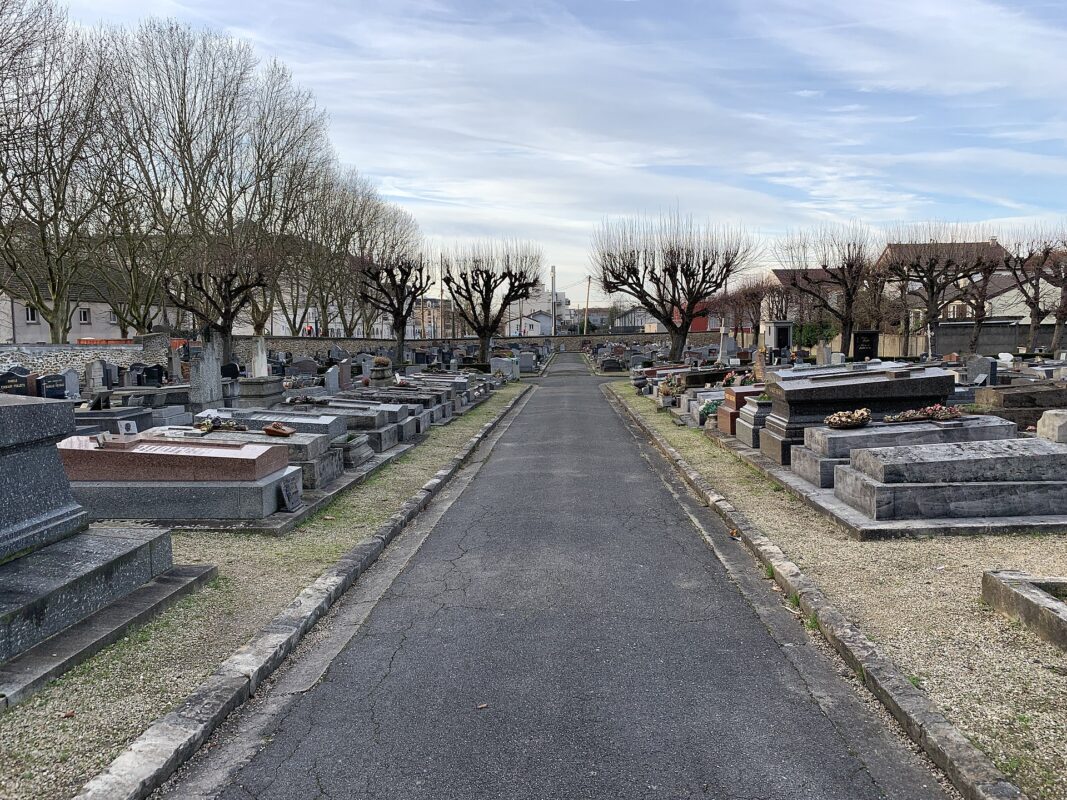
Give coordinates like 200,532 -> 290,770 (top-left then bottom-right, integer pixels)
602,383 -> 1027,800
75,384 -> 533,800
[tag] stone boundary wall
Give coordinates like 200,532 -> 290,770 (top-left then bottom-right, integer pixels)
233,331 -> 726,361
0,334 -> 171,374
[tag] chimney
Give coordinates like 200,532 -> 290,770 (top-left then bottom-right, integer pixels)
989,236 -> 998,244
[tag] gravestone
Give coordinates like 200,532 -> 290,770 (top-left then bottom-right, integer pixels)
0,370 -> 31,395
36,373 -> 67,399
251,336 -> 269,378
1037,410 -> 1067,443
62,368 -> 80,399
967,356 -> 997,387
189,334 -> 224,412
830,352 -> 846,366
853,331 -> 879,360
324,365 -> 340,394
337,358 -> 353,390
288,358 -> 318,376
815,341 -> 831,366
142,364 -> 165,387
86,359 -> 109,392
169,346 -> 184,383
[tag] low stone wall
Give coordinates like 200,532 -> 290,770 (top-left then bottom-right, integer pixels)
233,331 -> 725,361
0,333 -> 171,375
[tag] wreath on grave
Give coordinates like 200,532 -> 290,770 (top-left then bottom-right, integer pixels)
824,408 -> 871,429
883,404 -> 965,423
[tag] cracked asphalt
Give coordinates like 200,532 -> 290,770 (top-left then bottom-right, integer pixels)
214,353 -> 945,800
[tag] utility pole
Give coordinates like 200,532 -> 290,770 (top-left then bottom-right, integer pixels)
550,265 -> 557,337
583,275 -> 591,335
437,257 -> 444,340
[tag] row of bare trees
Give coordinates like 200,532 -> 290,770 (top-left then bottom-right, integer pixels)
0,1 -> 547,364
593,214 -> 1067,360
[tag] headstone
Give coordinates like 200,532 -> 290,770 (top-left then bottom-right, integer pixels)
0,370 -> 31,395
852,331 -> 879,360
62,368 -> 80,399
86,359 -> 108,392
1037,410 -> 1067,444
815,341 -> 831,366
36,373 -> 67,399
830,352 -> 846,366
142,364 -> 165,387
251,336 -> 269,378
337,358 -> 353,390
324,365 -> 340,394
288,358 -> 318,376
169,346 -> 183,382
966,356 -> 997,387
189,334 -> 224,411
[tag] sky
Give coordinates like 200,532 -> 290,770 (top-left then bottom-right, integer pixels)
66,0 -> 1067,304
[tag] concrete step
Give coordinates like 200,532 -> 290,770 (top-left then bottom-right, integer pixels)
0,526 -> 172,663
0,563 -> 215,709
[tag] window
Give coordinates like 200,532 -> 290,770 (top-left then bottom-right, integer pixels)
78,308 -> 91,324
108,311 -> 118,324
24,306 -> 38,324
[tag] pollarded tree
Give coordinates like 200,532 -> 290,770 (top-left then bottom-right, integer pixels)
358,210 -> 432,364
879,223 -> 1007,356
773,222 -> 874,358
592,212 -> 757,362
442,240 -> 543,362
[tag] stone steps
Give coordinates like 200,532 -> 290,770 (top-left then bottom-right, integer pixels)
0,563 -> 215,709
0,526 -> 172,663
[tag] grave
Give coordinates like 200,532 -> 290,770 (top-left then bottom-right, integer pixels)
716,385 -> 764,436
236,376 -> 285,409
519,352 -> 537,373
0,396 -> 212,701
58,433 -> 303,521
287,403 -> 402,451
982,571 -> 1067,653
734,395 -> 773,448
188,336 -> 224,413
790,415 -> 1017,489
196,408 -> 348,438
833,438 -> 1067,521
74,405 -> 154,435
973,381 -> 1067,428
759,364 -> 954,465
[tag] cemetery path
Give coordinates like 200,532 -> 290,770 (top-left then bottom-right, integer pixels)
202,353 -> 950,800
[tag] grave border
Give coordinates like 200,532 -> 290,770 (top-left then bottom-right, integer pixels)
74,384 -> 533,800
982,570 -> 1067,653
603,383 -> 1026,800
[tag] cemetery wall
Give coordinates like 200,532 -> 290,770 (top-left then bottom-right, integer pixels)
0,333 -> 170,373
237,331 -> 727,360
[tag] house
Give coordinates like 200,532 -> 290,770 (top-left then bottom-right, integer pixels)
504,314 -> 542,337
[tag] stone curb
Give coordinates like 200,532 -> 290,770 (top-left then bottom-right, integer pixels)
75,385 -> 533,800
602,384 -> 1027,800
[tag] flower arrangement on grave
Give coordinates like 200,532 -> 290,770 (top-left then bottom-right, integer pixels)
883,404 -> 965,423
194,416 -> 248,433
701,399 -> 722,416
756,392 -> 771,402
739,374 -> 756,386
824,408 -> 871,429
373,356 -> 391,367
720,371 -> 738,387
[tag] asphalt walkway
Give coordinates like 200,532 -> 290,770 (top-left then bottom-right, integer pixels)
211,353 -> 948,800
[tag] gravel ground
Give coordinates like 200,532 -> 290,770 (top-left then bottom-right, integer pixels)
0,384 -> 523,800
614,382 -> 1067,800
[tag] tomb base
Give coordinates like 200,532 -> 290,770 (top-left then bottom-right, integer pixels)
70,466 -> 303,521
298,448 -> 345,490
0,525 -> 172,663
364,425 -> 400,453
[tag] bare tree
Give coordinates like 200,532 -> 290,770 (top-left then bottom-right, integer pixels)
0,22 -> 109,342
359,248 -> 433,363
879,224 -> 1008,356
442,240 -> 543,362
592,212 -> 757,361
773,222 -> 873,357
958,248 -> 1005,354
1032,241 -> 1067,352
1000,234 -> 1052,352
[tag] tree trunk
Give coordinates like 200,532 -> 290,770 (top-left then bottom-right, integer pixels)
219,327 -> 235,364
478,335 -> 490,363
49,315 -> 68,344
1051,319 -> 1064,353
839,319 -> 854,358
393,318 -> 406,365
1027,311 -> 1042,351
668,323 -> 690,362
968,314 -> 984,356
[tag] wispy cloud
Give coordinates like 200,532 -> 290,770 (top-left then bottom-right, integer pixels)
65,0 -> 1067,295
